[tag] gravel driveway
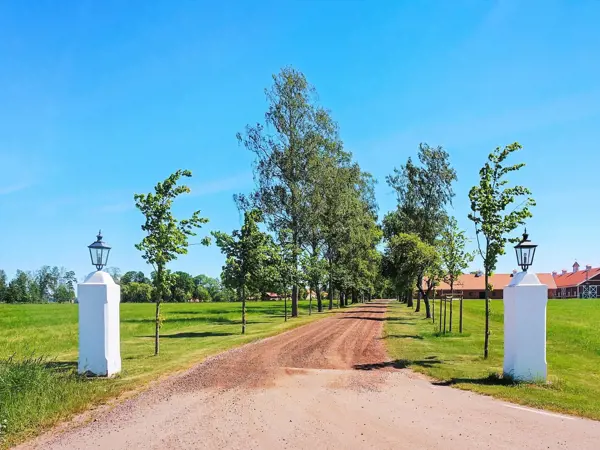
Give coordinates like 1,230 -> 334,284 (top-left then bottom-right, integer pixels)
19,301 -> 600,449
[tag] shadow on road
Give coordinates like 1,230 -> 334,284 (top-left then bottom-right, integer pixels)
339,316 -> 385,321
353,356 -> 442,371
432,373 -> 519,387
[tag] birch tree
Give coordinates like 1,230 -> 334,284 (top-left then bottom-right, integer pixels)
468,142 -> 535,359
135,170 -> 208,355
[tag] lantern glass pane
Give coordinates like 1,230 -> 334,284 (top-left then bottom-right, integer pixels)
522,247 -> 531,267
515,247 -> 523,266
103,248 -> 110,265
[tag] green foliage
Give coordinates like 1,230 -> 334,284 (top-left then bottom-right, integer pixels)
134,169 -> 209,355
0,355 -> 89,446
212,210 -> 277,332
53,285 -> 75,303
384,143 -> 456,315
468,143 -> 535,274
468,142 -> 535,358
122,282 -> 153,303
385,233 -> 439,305
121,271 -> 150,285
235,66 -> 381,313
386,143 -> 456,245
1,267 -> 76,304
439,217 -> 474,292
5,271 -> 33,304
237,67 -> 359,317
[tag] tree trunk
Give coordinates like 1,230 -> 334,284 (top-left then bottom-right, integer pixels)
449,298 -> 453,332
423,295 -> 431,319
309,286 -> 313,316
340,292 -> 345,307
459,297 -> 464,333
439,295 -> 443,333
484,270 -> 490,358
154,298 -> 161,356
415,291 -> 421,312
241,285 -> 246,334
328,281 -> 333,310
284,293 -> 288,322
291,284 -> 298,318
317,289 -> 323,312
443,295 -> 447,333
352,289 -> 358,304
406,289 -> 414,307
154,266 -> 163,356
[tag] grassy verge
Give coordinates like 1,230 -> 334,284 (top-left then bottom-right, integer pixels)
383,299 -> 600,420
0,300 -> 338,447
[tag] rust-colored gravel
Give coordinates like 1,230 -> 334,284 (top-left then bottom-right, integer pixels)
19,301 -> 600,450
170,302 -> 389,391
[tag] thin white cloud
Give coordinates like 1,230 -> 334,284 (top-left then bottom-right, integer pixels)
0,181 -> 32,195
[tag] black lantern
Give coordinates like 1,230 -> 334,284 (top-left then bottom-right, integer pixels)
514,229 -> 537,272
88,230 -> 111,271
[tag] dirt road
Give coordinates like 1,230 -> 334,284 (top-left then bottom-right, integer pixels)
20,301 -> 600,449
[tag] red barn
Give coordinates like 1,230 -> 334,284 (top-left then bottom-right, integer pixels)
552,262 -> 600,298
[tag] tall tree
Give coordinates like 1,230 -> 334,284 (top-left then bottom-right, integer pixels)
439,217 -> 474,330
386,143 -> 456,317
134,169 -> 208,355
212,210 -> 274,334
385,233 -> 438,314
439,217 -> 474,294
122,282 -> 154,303
6,271 -> 34,303
468,142 -> 535,359
170,271 -> 196,302
237,67 -> 340,318
121,271 -> 150,285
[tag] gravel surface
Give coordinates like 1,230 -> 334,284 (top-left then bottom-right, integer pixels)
18,301 -> 600,449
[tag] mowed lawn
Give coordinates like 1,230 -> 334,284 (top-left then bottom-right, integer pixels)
0,300 -> 334,446
384,299 -> 600,420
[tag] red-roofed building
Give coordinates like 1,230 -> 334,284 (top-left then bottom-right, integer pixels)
430,272 -> 557,300
552,262 -> 600,298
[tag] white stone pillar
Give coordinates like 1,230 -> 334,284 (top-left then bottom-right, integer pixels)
503,272 -> 548,382
77,271 -> 121,376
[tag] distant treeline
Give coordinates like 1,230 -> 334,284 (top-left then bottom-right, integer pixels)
0,267 -> 311,304
110,269 -> 235,303
0,266 -> 384,304
0,267 -> 77,304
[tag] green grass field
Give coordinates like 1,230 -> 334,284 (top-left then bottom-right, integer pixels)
0,300 -> 335,447
384,299 -> 600,420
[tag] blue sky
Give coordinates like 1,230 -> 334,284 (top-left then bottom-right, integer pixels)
1,0 -> 599,281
